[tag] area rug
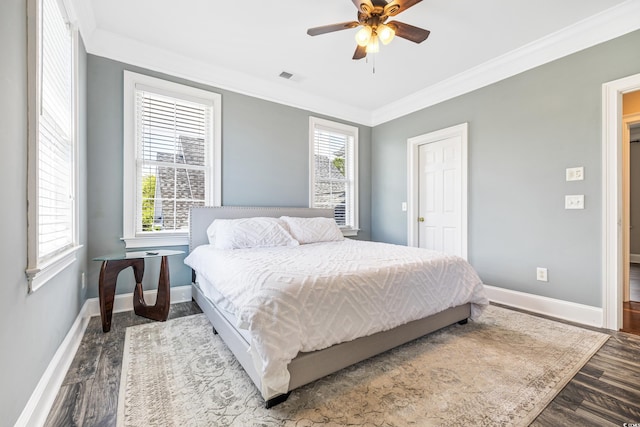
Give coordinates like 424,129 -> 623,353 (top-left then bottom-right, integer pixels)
117,305 -> 608,427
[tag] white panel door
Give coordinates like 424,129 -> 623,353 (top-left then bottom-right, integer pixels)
418,136 -> 462,256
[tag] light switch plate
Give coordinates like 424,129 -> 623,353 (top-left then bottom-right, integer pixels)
565,195 -> 584,209
566,167 -> 584,181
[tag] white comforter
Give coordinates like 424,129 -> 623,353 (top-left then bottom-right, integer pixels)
184,239 -> 488,399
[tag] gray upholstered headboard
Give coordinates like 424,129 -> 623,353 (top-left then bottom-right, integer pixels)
188,206 -> 334,253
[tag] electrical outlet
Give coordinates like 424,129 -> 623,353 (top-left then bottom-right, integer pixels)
536,267 -> 548,282
565,195 -> 584,209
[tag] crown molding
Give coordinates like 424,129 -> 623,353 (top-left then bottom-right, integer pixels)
75,0 -> 640,128
68,0 -> 97,42
84,28 -> 373,126
371,0 -> 640,125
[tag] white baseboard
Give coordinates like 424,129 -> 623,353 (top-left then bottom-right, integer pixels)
630,253 -> 640,264
15,285 -> 193,427
484,285 -> 604,328
14,303 -> 91,427
84,284 -> 193,317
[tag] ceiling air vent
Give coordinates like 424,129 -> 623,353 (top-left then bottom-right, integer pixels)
279,71 -> 294,80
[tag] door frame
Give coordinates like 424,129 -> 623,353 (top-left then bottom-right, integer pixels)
407,123 -> 468,259
602,73 -> 640,330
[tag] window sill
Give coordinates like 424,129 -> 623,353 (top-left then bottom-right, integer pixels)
26,245 -> 83,293
341,227 -> 359,237
122,234 -> 189,249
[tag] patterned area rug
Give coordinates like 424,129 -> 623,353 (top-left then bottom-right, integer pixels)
117,305 -> 608,427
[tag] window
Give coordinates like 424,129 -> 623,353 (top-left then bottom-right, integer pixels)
26,0 -> 79,293
309,117 -> 359,235
123,71 -> 221,248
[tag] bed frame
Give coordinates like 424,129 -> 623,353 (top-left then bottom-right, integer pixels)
189,206 -> 471,408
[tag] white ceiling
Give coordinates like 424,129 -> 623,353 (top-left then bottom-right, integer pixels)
69,0 -> 639,125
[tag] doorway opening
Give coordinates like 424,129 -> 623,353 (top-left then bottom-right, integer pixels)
602,74 -> 640,332
623,94 -> 640,333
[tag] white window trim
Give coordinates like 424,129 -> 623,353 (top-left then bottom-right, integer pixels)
25,247 -> 81,292
308,116 -> 359,236
122,71 -> 222,248
26,0 -> 81,293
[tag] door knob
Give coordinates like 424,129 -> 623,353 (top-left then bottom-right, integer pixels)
418,217 -> 425,222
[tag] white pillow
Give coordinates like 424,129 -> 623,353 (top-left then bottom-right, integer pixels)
280,216 -> 344,244
209,217 -> 299,250
206,219 -> 218,245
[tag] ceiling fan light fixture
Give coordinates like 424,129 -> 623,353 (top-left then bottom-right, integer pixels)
378,24 -> 395,45
306,0 -> 429,60
355,25 -> 372,47
366,34 -> 379,53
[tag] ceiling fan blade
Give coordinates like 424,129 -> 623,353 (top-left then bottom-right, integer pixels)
384,0 -> 422,17
352,0 -> 375,15
387,20 -> 430,43
353,44 -> 367,60
307,21 -> 360,36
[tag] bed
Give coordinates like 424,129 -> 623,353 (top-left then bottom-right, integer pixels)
186,206 -> 488,408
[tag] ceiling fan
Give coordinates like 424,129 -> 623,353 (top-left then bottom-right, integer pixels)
307,0 -> 430,60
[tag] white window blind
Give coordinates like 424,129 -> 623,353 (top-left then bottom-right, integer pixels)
38,0 -> 74,261
134,88 -> 211,234
123,72 -> 221,248
310,117 -> 358,231
26,0 -> 78,292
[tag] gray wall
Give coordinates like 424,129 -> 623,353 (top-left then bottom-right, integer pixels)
0,0 -> 88,424
372,30 -> 640,308
86,55 -> 372,298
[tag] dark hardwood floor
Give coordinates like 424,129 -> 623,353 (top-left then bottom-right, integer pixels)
44,302 -> 202,427
623,263 -> 640,335
631,263 -> 640,302
45,301 -> 640,427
